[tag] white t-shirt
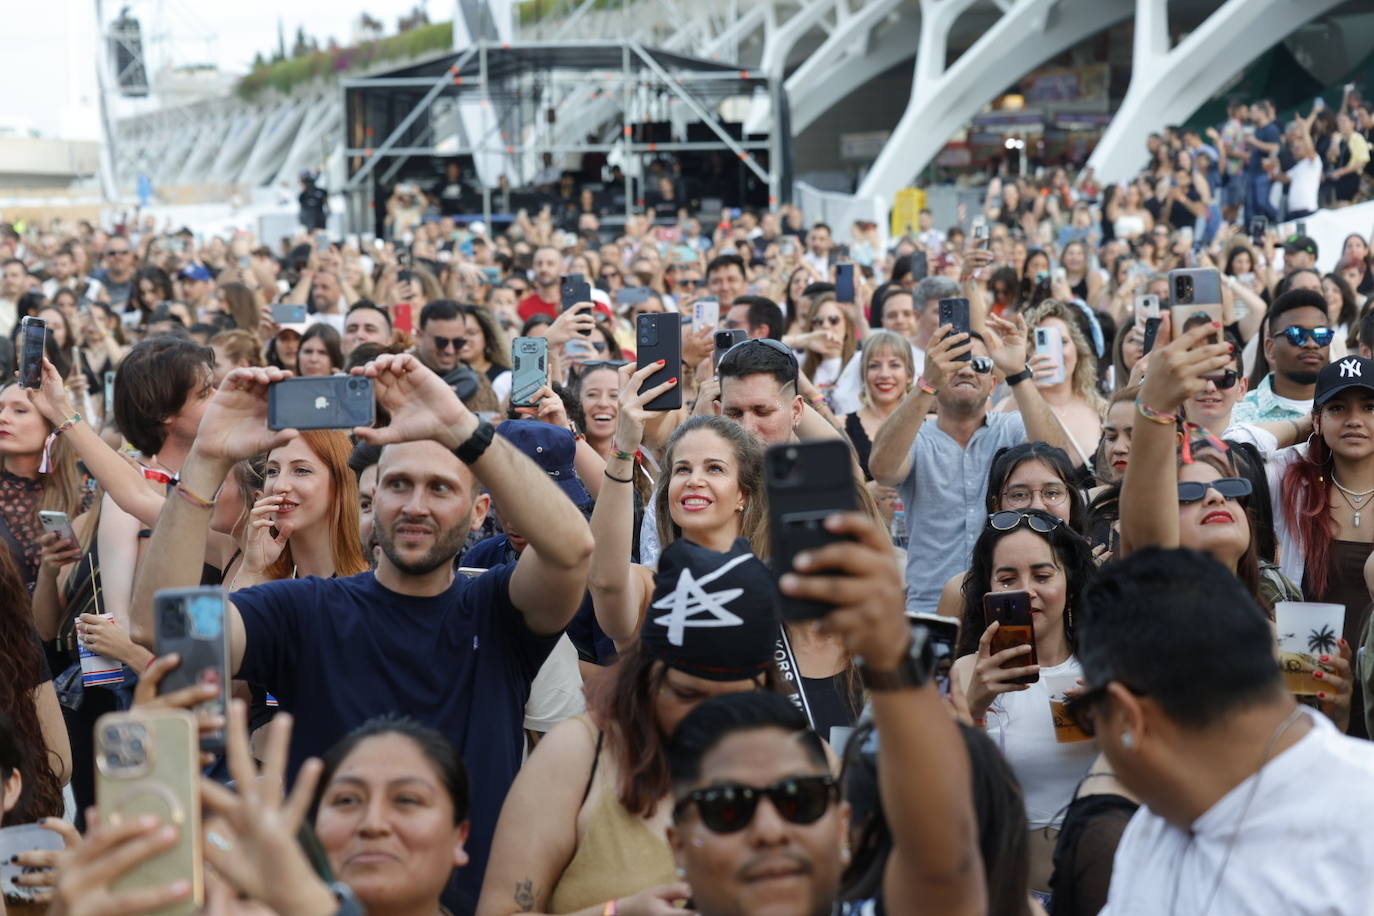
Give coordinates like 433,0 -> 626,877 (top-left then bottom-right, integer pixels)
1286,155 -> 1322,215
1102,710 -> 1374,915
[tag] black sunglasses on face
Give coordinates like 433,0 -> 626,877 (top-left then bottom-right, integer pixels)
1207,369 -> 1239,390
989,509 -> 1064,533
1176,476 -> 1251,503
430,335 -> 467,351
673,775 -> 838,833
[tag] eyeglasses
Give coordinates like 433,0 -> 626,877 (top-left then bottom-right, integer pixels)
988,509 -> 1065,533
672,775 -> 838,833
429,335 -> 467,351
1272,325 -> 1335,347
104,249 -> 130,257
811,314 -> 844,328
1064,680 -> 1148,738
1002,484 -> 1069,507
1176,476 -> 1251,503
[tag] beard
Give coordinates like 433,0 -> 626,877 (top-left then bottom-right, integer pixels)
376,514 -> 470,576
1282,369 -> 1320,386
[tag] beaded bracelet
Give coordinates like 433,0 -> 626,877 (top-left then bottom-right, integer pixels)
1135,397 -> 1176,426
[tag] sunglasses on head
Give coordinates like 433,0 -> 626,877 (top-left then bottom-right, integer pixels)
672,775 -> 838,833
989,509 -> 1064,533
1272,325 -> 1334,347
1176,476 -> 1251,503
429,335 -> 467,351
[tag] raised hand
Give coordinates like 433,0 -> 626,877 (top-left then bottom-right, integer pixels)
1138,319 -> 1232,415
965,621 -> 1039,721
27,359 -> 77,426
920,324 -> 973,390
240,494 -> 293,575
984,312 -> 1031,377
614,361 -> 677,452
352,353 -> 474,450
191,367 -> 299,467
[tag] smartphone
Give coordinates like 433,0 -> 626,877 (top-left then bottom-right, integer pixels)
315,234 -> 330,253
95,710 -> 203,913
267,376 -> 375,430
103,369 -> 116,418
1034,327 -> 1066,385
1168,267 -> 1223,347
766,441 -> 857,620
153,587 -> 229,752
392,302 -> 414,335
834,263 -> 855,302
1134,294 -> 1161,325
270,303 -> 307,326
908,613 -> 959,698
560,274 -> 591,313
713,328 -> 747,371
616,286 -> 650,309
0,823 -> 65,902
510,336 -> 548,408
38,510 -> 77,546
1249,216 -> 1267,246
18,316 -> 45,389
973,223 -> 990,249
909,250 -> 928,283
1296,219 -> 1307,237
1142,316 -> 1163,355
982,590 -> 1038,684
636,313 -> 682,411
481,266 -> 501,284
693,297 -> 720,334
937,297 -> 972,362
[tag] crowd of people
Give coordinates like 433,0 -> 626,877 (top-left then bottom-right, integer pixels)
4,93 -> 1374,914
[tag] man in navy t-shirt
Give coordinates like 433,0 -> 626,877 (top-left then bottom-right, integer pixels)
130,355 -> 595,910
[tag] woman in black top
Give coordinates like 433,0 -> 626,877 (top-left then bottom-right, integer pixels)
841,330 -> 913,482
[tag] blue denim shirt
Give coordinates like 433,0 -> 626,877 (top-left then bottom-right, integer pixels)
898,412 -> 1027,614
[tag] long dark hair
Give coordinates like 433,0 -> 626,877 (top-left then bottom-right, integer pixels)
956,510 -> 1095,658
1186,444 -> 1264,609
984,442 -> 1088,534
587,641 -> 776,818
311,716 -> 469,825
0,547 -> 62,826
840,720 -> 1031,915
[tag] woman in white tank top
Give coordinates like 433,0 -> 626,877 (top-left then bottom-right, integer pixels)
950,508 -> 1099,894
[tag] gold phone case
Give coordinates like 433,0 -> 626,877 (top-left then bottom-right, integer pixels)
94,710 -> 202,914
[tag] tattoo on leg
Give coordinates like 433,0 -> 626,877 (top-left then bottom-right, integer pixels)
514,878 -> 535,912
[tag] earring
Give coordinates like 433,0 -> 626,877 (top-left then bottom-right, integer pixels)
675,866 -> 687,878
841,846 -> 852,865
1121,732 -> 1135,750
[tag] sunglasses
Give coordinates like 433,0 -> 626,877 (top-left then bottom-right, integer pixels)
673,775 -> 838,833
1272,325 -> 1334,347
104,249 -> 131,257
429,335 -> 468,351
1176,476 -> 1251,503
969,356 -> 994,374
1208,369 -> 1239,390
989,509 -> 1064,533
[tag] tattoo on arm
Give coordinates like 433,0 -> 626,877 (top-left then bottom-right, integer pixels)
514,879 -> 536,912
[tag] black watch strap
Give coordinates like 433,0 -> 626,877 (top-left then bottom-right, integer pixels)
453,420 -> 496,465
1004,365 -> 1034,387
857,627 -> 933,691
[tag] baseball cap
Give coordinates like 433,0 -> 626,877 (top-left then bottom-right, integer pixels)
495,419 -> 592,511
642,537 -> 779,682
1314,355 -> 1374,408
1283,235 -> 1318,258
179,264 -> 212,282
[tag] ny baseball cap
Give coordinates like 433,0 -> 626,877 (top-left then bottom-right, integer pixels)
1314,355 -> 1374,408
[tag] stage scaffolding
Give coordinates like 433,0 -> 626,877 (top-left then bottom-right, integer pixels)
339,40 -> 785,233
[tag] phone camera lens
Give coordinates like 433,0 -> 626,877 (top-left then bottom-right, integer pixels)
106,752 -> 122,768
128,738 -> 144,754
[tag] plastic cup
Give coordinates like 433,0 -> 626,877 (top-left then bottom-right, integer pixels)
78,614 -> 123,687
1043,670 -> 1092,743
1274,602 -> 1345,697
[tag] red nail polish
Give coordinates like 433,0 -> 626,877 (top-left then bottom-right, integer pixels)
669,377 -> 678,385
1320,655 -> 1329,664
1318,691 -> 1327,700
1314,669 -> 1324,679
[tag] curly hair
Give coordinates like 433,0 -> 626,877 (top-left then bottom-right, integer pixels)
1021,299 -> 1105,413
0,546 -> 63,826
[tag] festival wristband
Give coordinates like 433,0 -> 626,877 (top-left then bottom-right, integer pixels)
917,377 -> 938,396
1135,397 -> 1176,426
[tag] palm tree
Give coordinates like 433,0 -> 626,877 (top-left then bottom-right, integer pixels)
1307,624 -> 1338,655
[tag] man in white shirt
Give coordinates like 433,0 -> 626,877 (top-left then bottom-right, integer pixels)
1077,549 -> 1374,915
1271,114 -> 1322,220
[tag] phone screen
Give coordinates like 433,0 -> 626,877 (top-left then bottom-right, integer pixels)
19,318 -> 46,389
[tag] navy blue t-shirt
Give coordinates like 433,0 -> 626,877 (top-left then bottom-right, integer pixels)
1248,122 -> 1281,171
231,565 -> 558,910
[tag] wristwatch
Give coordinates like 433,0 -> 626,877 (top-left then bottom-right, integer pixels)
857,624 -> 934,691
452,420 -> 496,465
1004,365 -> 1034,387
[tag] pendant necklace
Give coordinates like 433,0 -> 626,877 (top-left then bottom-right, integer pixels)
1332,475 -> 1374,528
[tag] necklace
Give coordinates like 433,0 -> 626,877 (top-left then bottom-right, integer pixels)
1331,483 -> 1368,528
1169,705 -> 1306,916
1332,474 -> 1374,503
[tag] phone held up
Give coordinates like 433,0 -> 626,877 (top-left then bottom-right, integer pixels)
908,613 -> 958,698
765,441 -> 856,620
18,316 -> 45,389
267,376 -> 375,431
636,313 -> 682,411
510,336 -> 549,408
713,328 -> 746,371
1168,267 -> 1223,345
1136,294 -> 1162,355
154,587 -> 230,752
937,297 -> 971,362
95,709 -> 203,915
982,590 -> 1038,684
1033,327 -> 1066,385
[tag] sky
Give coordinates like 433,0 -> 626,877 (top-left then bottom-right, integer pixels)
0,0 -> 443,140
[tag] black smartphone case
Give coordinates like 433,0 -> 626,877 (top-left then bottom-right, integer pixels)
713,329 -> 746,370
268,377 -> 375,430
154,588 -> 229,751
765,441 -> 857,620
938,298 -> 972,361
510,337 -> 548,407
637,314 -> 682,411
